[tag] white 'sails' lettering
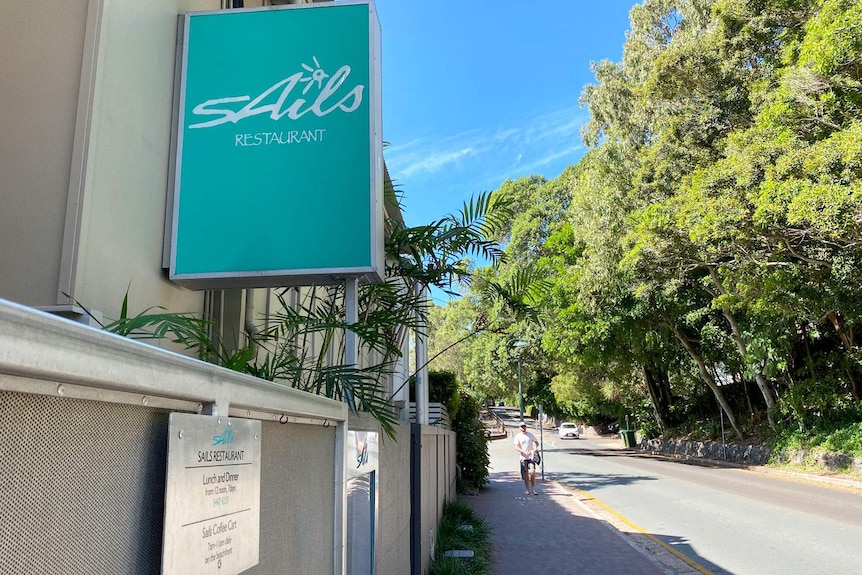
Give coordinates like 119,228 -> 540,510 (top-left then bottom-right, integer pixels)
189,58 -> 364,129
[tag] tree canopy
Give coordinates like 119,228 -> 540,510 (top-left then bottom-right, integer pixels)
428,0 -> 862,449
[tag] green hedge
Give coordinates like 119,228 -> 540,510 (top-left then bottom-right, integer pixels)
453,392 -> 490,491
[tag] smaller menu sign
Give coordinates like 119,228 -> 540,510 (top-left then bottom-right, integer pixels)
347,430 -> 378,480
162,413 -> 261,575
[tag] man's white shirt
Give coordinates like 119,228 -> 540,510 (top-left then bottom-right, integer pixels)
514,431 -> 538,460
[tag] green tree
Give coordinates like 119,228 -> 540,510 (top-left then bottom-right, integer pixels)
429,0 -> 862,448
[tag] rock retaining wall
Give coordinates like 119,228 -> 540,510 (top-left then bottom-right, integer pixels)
772,449 -> 862,473
641,438 -> 862,474
641,438 -> 771,465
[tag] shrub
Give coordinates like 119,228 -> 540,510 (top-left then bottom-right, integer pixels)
429,500 -> 492,575
452,392 -> 490,491
429,370 -> 461,420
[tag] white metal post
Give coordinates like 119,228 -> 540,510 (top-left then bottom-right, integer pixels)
339,278 -> 358,574
415,284 -> 428,425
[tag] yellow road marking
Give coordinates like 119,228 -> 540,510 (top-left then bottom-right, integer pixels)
570,485 -> 714,575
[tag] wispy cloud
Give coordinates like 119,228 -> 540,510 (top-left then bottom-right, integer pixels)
514,143 -> 584,175
385,104 -> 590,223
385,126 -> 518,179
386,105 -> 587,182
396,146 -> 482,178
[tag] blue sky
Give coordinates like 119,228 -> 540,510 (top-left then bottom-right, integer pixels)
374,1 -> 638,228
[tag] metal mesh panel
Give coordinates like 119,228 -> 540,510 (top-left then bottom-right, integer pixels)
0,390 -> 170,575
247,420 -> 336,575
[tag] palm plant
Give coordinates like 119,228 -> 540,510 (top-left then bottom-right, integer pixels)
74,185 -> 527,437
239,189 -> 516,437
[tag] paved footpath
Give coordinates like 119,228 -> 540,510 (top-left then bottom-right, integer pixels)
463,435 -> 672,575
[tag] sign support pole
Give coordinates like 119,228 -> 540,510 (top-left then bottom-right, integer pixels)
344,277 -> 359,406
338,277 -> 358,574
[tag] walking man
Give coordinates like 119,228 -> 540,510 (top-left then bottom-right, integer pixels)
514,421 -> 540,495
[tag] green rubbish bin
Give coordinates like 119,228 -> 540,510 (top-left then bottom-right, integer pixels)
620,429 -> 636,448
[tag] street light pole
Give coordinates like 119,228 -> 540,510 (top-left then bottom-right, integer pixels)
517,354 -> 524,422
538,403 -> 544,480
512,339 -> 527,422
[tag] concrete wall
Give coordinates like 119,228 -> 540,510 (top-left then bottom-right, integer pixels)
414,425 -> 457,575
375,421 -> 414,575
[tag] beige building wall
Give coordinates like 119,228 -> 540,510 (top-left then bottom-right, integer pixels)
0,0 -> 91,306
71,0 -> 220,320
1,0 -> 355,344
2,0 -> 278,322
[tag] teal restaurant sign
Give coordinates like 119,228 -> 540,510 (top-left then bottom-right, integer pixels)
169,1 -> 383,288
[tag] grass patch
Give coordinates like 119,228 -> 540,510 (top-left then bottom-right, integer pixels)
766,411 -> 862,475
772,421 -> 862,459
429,500 -> 492,575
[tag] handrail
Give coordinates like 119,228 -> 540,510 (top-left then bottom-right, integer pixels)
488,409 -> 506,431
482,408 -> 507,437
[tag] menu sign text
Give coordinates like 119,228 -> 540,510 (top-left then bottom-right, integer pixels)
162,414 -> 261,574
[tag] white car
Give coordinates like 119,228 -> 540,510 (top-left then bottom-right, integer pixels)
558,422 -> 580,439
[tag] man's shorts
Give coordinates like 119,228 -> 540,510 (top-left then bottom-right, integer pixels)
520,458 -> 535,476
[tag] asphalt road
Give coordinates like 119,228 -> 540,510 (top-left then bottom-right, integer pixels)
535,431 -> 862,574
